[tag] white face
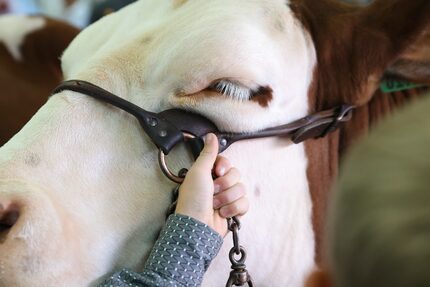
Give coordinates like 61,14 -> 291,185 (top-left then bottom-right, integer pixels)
0,0 -> 316,286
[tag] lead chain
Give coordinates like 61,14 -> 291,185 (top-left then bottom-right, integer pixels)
226,217 -> 254,287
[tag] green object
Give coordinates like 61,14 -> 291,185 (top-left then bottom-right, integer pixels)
380,79 -> 426,93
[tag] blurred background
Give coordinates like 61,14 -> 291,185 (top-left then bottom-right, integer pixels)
0,0 -> 373,29
0,0 -> 137,28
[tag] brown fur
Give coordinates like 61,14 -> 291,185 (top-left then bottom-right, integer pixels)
387,25 -> 430,82
290,0 -> 430,263
0,17 -> 79,146
250,86 -> 273,107
0,1 -> 8,13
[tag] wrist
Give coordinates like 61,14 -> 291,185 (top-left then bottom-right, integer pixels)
173,213 -> 221,238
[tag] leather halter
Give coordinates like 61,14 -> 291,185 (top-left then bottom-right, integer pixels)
52,80 -> 355,182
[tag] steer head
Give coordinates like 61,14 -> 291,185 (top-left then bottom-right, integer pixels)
0,0 -> 429,286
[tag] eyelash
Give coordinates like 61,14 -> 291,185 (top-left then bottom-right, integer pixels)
209,80 -> 251,101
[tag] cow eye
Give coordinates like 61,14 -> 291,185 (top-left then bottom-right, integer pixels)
208,79 -> 251,101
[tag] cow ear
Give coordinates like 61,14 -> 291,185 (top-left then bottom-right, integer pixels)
291,0 -> 430,108
344,1 -> 430,105
385,27 -> 430,83
348,0 -> 430,104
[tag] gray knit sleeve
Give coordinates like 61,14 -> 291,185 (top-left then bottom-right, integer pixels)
99,214 -> 223,287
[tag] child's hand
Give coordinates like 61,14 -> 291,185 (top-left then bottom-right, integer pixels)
175,133 -> 249,237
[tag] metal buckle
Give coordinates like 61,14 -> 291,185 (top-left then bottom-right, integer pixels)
158,132 -> 196,183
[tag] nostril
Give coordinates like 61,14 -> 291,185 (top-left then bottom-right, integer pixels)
0,203 -> 20,243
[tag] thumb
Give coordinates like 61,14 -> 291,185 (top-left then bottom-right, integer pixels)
193,133 -> 219,171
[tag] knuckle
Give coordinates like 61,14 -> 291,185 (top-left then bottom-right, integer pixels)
214,178 -> 228,191
220,192 -> 233,205
230,167 -> 240,176
226,168 -> 240,182
242,198 -> 250,213
220,206 -> 230,217
236,183 -> 246,195
234,198 -> 249,215
223,204 -> 239,217
216,156 -> 228,164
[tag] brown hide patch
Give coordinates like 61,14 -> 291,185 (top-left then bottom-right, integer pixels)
386,60 -> 430,84
24,17 -> 80,79
304,133 -> 339,264
0,1 -> 8,13
291,0 -> 430,264
0,17 -> 79,145
291,0 -> 430,109
387,25 -> 430,83
305,85 -> 430,264
305,269 -> 333,287
250,86 -> 273,107
400,26 -> 430,62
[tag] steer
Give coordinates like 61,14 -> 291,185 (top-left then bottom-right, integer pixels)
0,15 -> 79,146
0,1 -> 429,286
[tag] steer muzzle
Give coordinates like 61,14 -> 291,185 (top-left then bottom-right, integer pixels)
0,200 -> 20,243
0,183 -> 75,286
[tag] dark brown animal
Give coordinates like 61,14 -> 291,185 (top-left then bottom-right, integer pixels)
0,15 -> 79,146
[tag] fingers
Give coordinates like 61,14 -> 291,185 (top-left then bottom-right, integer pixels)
214,167 -> 240,194
213,156 -> 232,177
213,183 -> 246,209
213,182 -> 249,218
192,133 -> 219,171
219,197 -> 249,218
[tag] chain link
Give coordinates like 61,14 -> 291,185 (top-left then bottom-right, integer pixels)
226,217 -> 254,286
227,217 -> 241,254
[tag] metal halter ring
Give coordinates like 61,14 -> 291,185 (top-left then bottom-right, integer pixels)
158,132 -> 196,183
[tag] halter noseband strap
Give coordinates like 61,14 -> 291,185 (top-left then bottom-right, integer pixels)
52,80 -> 354,182
52,80 -> 187,155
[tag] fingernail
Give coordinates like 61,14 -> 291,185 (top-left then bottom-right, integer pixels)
204,133 -> 214,145
218,166 -> 226,177
219,207 -> 230,218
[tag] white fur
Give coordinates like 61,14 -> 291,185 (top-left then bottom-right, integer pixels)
0,0 -> 317,286
0,15 -> 45,61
